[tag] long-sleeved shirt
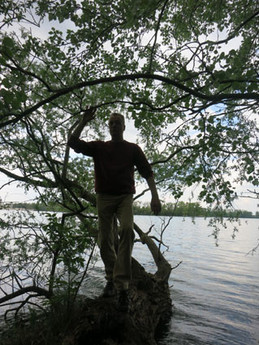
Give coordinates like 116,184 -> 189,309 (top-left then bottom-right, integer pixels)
68,135 -> 153,195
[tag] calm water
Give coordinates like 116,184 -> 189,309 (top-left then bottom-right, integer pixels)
132,216 -> 259,345
1,212 -> 258,344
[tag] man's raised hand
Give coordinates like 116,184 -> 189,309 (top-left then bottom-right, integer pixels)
69,107 -> 97,140
82,107 -> 96,123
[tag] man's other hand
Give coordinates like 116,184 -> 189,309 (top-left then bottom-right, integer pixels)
151,196 -> 161,215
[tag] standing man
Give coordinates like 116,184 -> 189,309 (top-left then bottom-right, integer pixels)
68,108 -> 161,312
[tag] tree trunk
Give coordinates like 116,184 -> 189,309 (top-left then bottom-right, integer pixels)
64,258 -> 172,345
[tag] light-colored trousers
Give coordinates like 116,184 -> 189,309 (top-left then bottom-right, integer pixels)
96,193 -> 135,291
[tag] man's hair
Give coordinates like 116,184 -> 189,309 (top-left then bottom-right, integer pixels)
110,112 -> 125,125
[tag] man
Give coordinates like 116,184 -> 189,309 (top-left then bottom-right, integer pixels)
68,108 -> 161,312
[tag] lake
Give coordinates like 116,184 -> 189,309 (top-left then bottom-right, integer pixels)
84,216 -> 259,345
1,212 -> 258,344
132,216 -> 259,345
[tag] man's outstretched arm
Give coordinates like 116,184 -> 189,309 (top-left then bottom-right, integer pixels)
146,176 -> 161,215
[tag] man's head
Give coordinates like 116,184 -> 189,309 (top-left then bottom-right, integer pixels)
109,113 -> 125,141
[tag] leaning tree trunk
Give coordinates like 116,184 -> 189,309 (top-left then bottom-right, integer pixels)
63,222 -> 173,345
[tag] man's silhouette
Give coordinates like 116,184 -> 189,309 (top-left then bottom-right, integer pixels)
68,108 -> 161,311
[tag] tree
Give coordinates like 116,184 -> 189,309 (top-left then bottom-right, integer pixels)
0,1 -> 258,344
1,0 -> 258,205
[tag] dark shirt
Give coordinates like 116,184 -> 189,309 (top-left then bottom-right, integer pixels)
68,135 -> 153,194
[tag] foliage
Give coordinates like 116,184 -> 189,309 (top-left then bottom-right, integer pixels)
0,296 -> 84,345
0,0 -> 258,208
0,0 -> 258,321
0,208 -> 97,320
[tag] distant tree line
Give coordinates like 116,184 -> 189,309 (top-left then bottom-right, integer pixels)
133,201 -> 257,218
3,202 -> 65,213
5,200 -> 257,218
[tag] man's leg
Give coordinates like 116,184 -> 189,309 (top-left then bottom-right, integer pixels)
97,194 -> 117,288
113,194 -> 134,292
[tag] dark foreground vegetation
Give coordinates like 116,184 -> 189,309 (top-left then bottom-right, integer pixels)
0,247 -> 172,345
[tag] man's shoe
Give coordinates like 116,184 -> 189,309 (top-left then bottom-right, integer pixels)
102,281 -> 116,297
117,290 -> 129,312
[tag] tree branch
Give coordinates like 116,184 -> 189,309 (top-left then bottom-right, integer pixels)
134,223 -> 172,281
2,60 -> 53,92
0,286 -> 51,305
0,166 -> 57,188
148,0 -> 170,73
1,73 -> 258,128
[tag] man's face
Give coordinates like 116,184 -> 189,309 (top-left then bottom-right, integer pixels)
109,115 -> 125,140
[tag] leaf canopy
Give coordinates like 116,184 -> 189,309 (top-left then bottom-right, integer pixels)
0,0 -> 258,209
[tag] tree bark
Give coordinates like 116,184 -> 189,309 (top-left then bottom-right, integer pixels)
63,257 -> 172,345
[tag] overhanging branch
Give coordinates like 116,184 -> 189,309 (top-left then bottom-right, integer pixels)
1,73 -> 258,128
0,286 -> 51,305
0,167 -> 57,189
